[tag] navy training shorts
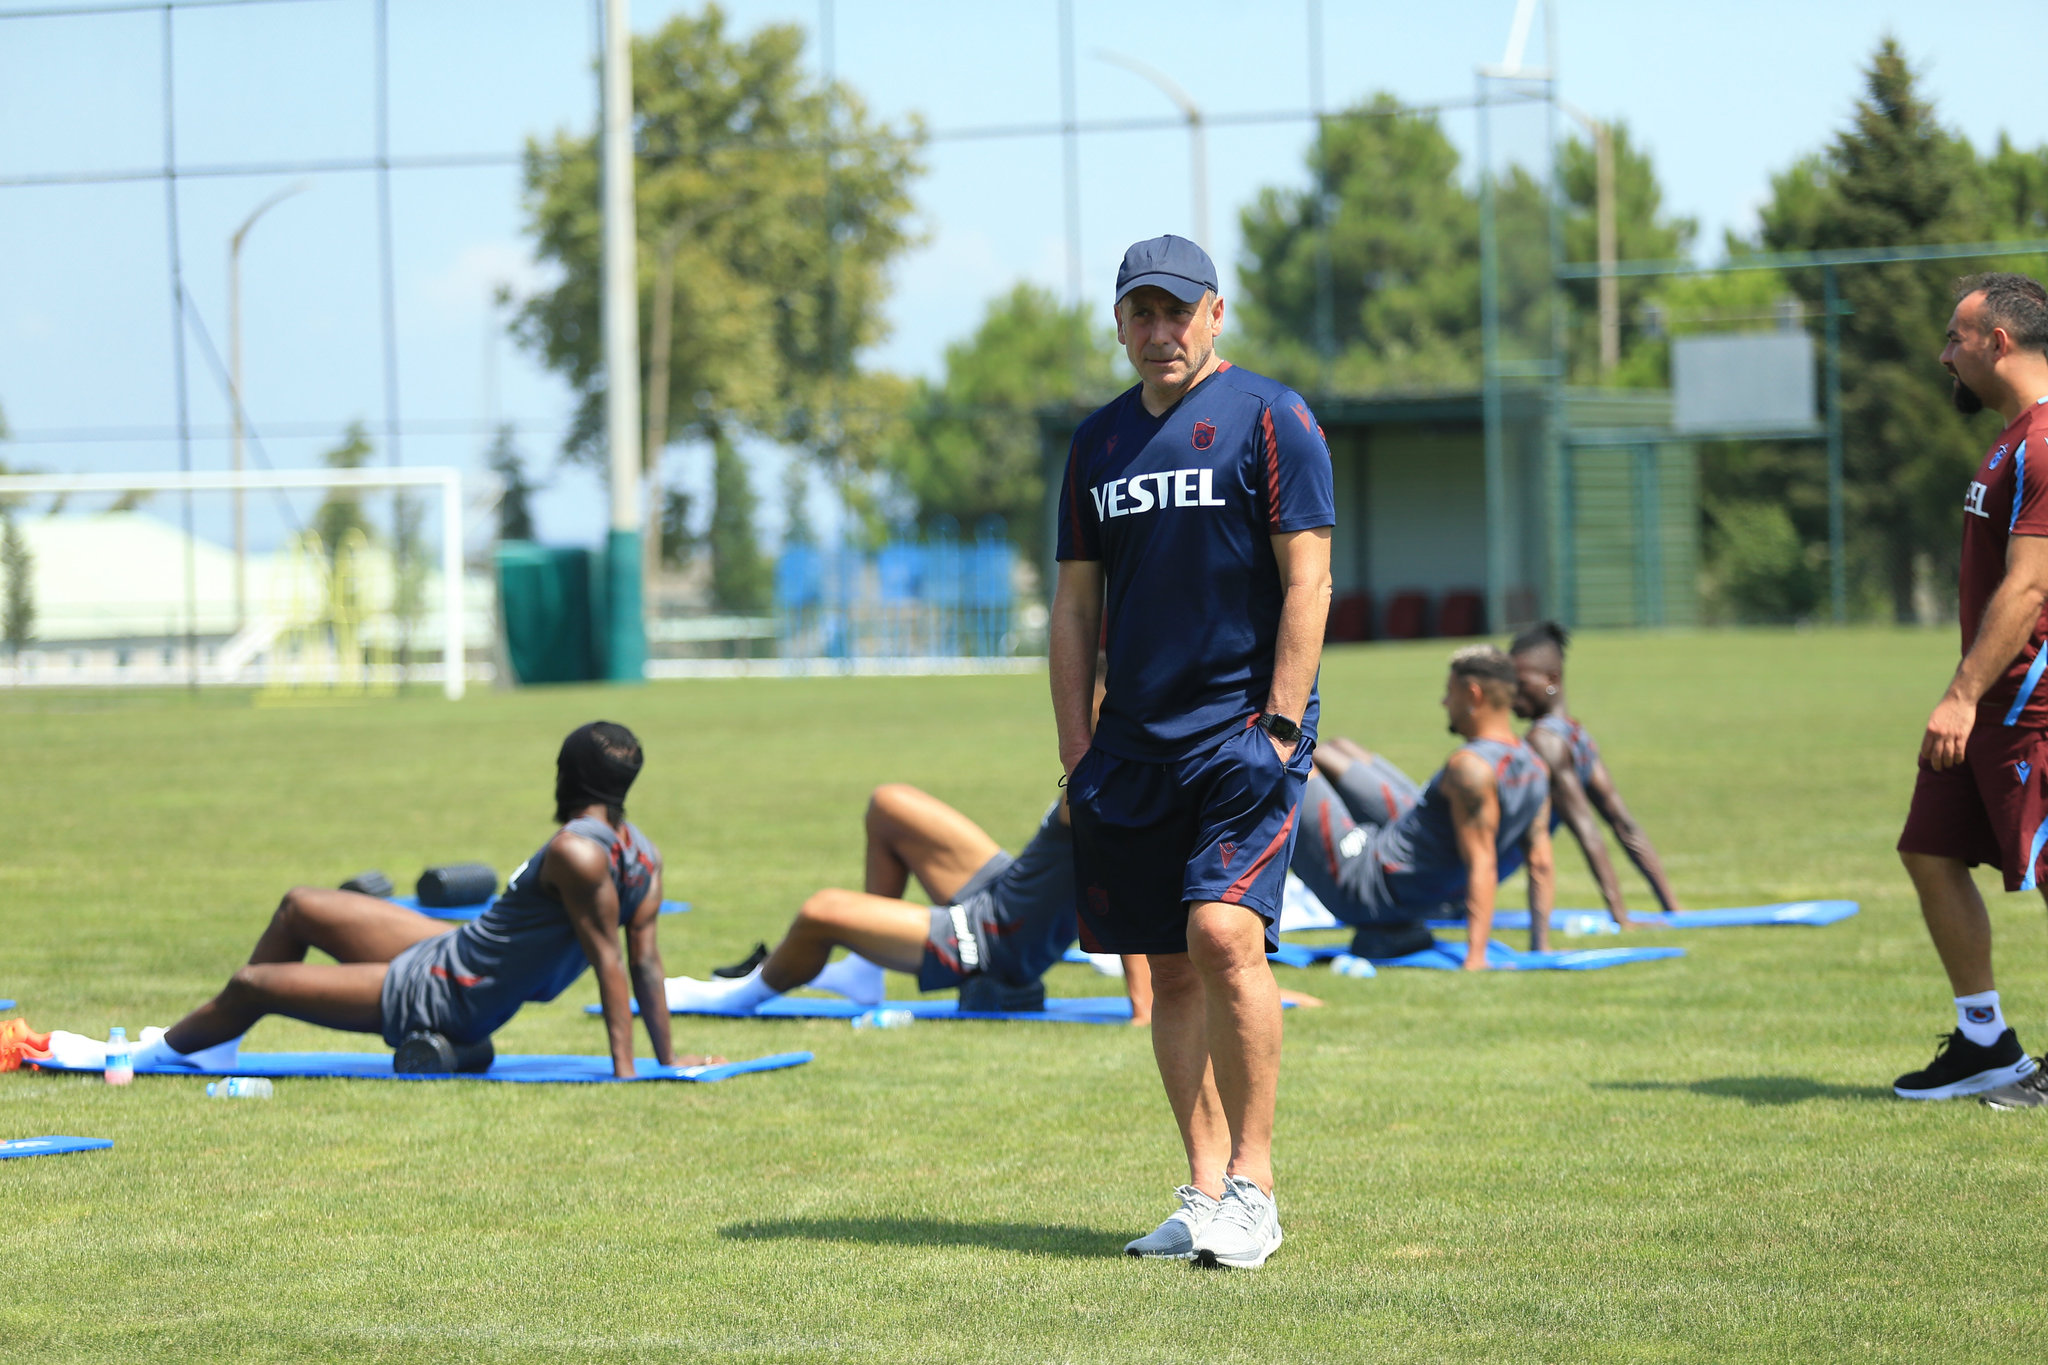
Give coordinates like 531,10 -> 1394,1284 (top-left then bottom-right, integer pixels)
1067,718 -> 1313,955
917,848 -> 1017,990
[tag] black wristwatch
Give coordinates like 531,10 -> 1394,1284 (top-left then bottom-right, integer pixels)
1256,712 -> 1302,745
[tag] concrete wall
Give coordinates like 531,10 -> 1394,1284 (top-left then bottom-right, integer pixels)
1355,427 -> 1488,601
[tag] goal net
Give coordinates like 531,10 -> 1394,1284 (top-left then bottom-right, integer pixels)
0,468 -> 484,699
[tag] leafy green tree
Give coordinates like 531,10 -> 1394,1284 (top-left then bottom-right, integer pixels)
708,433 -> 770,612
1984,134 -> 2048,236
1237,96 -> 1483,391
1,510 -> 32,659
658,487 -> 698,568
1704,499 -> 1826,623
487,424 -> 538,542
1236,98 -> 1684,393
514,4 -> 923,491
391,491 -> 427,662
312,422 -> 375,567
883,284 -> 1120,546
1558,123 -> 1697,383
0,411 -> 31,658
781,462 -> 814,548
1757,38 -> 2000,621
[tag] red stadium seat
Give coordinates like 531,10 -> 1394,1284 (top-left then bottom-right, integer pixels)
1437,590 -> 1485,638
1326,592 -> 1372,643
1383,591 -> 1430,640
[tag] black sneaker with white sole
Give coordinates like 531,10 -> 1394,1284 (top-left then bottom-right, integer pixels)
1980,1062 -> 2048,1110
1893,1028 -> 2036,1100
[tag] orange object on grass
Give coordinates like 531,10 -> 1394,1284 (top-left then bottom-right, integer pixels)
0,1018 -> 53,1072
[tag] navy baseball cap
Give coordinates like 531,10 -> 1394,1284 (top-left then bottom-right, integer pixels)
1114,234 -> 1218,305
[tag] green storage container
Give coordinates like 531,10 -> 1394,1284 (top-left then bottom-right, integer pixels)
495,542 -> 599,685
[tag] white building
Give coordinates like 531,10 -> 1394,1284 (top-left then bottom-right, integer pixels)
0,511 -> 493,686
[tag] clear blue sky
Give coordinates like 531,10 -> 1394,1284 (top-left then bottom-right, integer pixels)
3,0 -> 2043,554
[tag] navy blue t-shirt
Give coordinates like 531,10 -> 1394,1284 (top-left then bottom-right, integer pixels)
1056,361 -> 1337,763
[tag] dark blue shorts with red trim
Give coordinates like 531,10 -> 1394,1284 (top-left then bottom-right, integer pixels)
1067,720 -> 1312,956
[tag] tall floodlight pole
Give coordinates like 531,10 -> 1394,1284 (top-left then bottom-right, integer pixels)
1057,0 -> 1084,393
227,181 -> 307,634
1476,0 -> 1547,634
1823,264 -> 1847,624
1307,0 -> 1335,390
1095,51 -> 1207,248
601,0 -> 645,682
1475,72 -> 1507,637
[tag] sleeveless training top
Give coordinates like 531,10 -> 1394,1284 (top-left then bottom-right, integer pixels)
1370,736 -> 1549,908
1533,712 -> 1599,787
384,817 -> 659,1045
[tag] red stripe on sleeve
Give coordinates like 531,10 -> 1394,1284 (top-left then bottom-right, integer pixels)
1063,437 -> 1088,551
1260,409 -> 1281,527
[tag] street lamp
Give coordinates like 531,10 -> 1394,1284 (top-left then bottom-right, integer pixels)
1479,0 -> 1619,376
1095,50 -> 1207,249
227,180 -> 308,631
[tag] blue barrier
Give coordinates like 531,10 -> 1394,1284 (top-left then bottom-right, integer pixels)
774,522 -> 1016,661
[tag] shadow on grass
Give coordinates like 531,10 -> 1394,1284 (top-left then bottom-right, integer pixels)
1596,1076 -> 1893,1106
719,1217 -> 1123,1258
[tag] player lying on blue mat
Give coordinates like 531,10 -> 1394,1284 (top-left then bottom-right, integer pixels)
1510,621 -> 1684,927
1292,645 -> 1556,969
663,783 -> 1159,1022
122,721 -> 722,1079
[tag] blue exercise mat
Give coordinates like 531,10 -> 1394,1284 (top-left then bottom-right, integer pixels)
1273,937 -> 1684,971
1,1136 -> 113,1160
612,994 -> 1297,1024
1421,900 -> 1859,933
1061,946 -> 1307,968
0,1000 -> 14,1011
601,996 -> 1150,1024
390,896 -> 690,922
30,1050 -> 808,1084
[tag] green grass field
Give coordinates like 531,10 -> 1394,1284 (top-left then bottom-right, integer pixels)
5,629 -> 2047,1363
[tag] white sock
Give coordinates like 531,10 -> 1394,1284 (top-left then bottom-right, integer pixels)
1083,953 -> 1126,978
811,953 -> 886,1006
1956,990 -> 2007,1047
44,1030 -> 107,1069
134,1028 -> 240,1071
665,969 -> 778,1014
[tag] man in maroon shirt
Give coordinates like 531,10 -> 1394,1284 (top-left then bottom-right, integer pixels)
1894,273 -> 2048,1106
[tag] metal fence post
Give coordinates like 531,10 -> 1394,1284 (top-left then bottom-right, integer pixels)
1823,263 -> 1847,624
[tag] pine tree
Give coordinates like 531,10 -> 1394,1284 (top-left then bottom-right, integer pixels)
1758,39 -> 1988,620
708,428 -> 770,612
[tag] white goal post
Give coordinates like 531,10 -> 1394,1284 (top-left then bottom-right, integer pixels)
0,466 -> 468,699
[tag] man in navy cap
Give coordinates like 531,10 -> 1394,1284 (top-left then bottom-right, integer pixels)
1050,235 -> 1334,1268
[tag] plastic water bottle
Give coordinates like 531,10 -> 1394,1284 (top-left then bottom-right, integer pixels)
850,1008 -> 915,1030
103,1027 -> 132,1086
1554,911 -> 1620,937
205,1078 -> 274,1100
1330,953 -> 1378,979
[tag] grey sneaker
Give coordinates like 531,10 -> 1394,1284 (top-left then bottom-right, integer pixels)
1123,1185 -> 1219,1258
1192,1174 -> 1283,1269
1981,1061 -> 2048,1109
